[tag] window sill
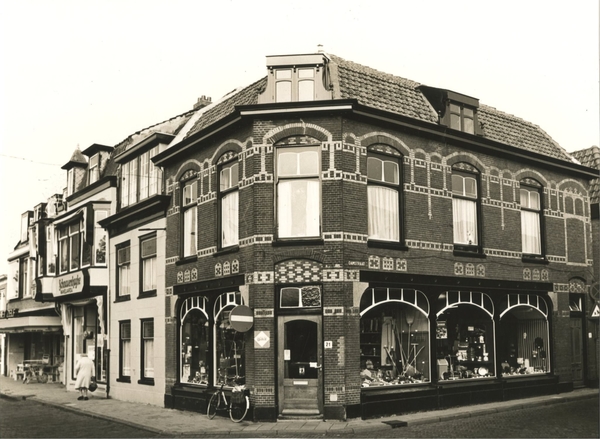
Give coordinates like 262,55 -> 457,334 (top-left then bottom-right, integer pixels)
114,295 -> 131,303
453,248 -> 486,258
213,245 -> 240,257
272,238 -> 324,247
138,290 -> 157,299
521,255 -> 549,265
367,240 -> 408,251
176,256 -> 198,266
116,377 -> 131,383
137,378 -> 155,386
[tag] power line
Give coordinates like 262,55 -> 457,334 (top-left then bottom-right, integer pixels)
0,153 -> 62,167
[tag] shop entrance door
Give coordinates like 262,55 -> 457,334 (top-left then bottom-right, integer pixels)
570,317 -> 584,387
277,315 -> 322,416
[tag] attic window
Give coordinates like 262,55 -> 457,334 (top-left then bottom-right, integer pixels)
450,103 -> 475,134
89,154 -> 100,184
275,68 -> 315,102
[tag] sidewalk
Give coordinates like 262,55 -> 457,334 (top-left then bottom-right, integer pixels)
1,375 -> 598,437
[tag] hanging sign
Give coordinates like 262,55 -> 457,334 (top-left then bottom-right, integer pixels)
229,305 -> 254,332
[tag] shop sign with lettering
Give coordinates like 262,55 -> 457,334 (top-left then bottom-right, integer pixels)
56,272 -> 85,296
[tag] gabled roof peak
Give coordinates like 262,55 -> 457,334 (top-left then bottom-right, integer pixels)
61,147 -> 87,170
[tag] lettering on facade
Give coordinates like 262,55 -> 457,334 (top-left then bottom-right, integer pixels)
58,273 -> 84,295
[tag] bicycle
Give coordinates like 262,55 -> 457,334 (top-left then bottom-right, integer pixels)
206,376 -> 250,422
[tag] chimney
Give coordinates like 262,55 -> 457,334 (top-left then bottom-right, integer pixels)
194,95 -> 212,110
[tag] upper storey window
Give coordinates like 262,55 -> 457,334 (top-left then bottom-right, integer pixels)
367,147 -> 402,243
276,144 -> 321,239
121,146 -> 162,208
520,179 -> 544,257
218,156 -> 239,249
182,176 -> 198,258
418,86 -> 482,135
452,163 -> 481,252
88,154 -> 100,184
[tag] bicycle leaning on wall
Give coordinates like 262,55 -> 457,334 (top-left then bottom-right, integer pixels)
206,375 -> 250,423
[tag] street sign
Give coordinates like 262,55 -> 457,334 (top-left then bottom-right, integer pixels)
229,305 -> 254,332
254,330 -> 270,348
591,304 -> 600,318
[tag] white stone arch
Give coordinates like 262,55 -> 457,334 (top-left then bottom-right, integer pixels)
436,291 -> 494,318
262,122 -> 333,145
443,151 -> 488,174
356,131 -> 411,157
499,294 -> 549,319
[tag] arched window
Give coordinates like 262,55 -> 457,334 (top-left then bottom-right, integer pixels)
436,291 -> 495,380
367,145 -> 403,243
180,296 -> 209,385
214,292 -> 245,385
181,170 -> 198,258
359,288 -> 430,386
498,294 -> 550,376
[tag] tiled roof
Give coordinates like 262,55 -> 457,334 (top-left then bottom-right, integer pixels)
328,55 -> 438,123
185,78 -> 267,139
176,53 -> 574,164
571,145 -> 600,203
104,111 -> 196,177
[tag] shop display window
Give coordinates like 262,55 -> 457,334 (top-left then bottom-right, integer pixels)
359,288 -> 430,387
498,294 -> 550,376
436,291 -> 495,380
180,296 -> 209,385
214,292 -> 245,386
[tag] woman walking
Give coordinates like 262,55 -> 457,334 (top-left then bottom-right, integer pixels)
74,353 -> 95,401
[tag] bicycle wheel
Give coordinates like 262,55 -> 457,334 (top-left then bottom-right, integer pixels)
229,394 -> 249,423
39,373 -> 48,384
207,391 -> 220,419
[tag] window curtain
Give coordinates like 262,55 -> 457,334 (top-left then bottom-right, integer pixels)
368,186 -> 399,241
221,191 -> 239,247
183,208 -> 197,256
61,304 -> 72,338
122,340 -> 131,376
144,339 -> 154,377
143,257 -> 156,291
453,198 -> 477,244
521,210 -> 541,254
278,180 -> 319,237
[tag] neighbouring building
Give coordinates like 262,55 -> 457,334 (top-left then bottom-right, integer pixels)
0,274 -> 7,376
571,145 -> 600,388
151,51 -> 597,421
1,207 -> 62,381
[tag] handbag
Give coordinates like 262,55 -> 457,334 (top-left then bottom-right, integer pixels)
88,378 -> 98,392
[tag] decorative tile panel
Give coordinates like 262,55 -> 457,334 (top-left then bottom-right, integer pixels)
275,259 -> 322,283
476,264 -> 485,277
396,259 -> 407,271
184,270 -> 190,282
466,263 -> 475,276
382,257 -> 394,271
177,271 -> 184,283
368,256 -> 380,269
232,259 -> 239,273
454,263 -> 464,275
223,261 -> 231,276
532,269 -> 540,281
191,268 -> 198,282
523,268 -> 531,280
541,269 -> 549,281
215,263 -> 222,277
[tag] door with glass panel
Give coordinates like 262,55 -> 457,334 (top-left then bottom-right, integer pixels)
277,315 -> 323,416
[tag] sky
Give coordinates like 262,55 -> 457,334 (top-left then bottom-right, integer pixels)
0,0 -> 598,275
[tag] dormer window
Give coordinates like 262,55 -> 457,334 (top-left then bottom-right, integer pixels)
275,68 -> 315,102
449,103 -> 475,134
89,154 -> 100,184
258,53 -> 332,104
67,168 -> 75,196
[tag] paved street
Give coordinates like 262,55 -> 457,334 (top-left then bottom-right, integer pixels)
0,396 -> 168,438
1,394 -> 597,438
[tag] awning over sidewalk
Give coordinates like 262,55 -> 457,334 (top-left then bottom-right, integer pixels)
0,316 -> 62,333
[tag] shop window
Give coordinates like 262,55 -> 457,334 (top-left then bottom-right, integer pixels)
140,235 -> 157,295
140,319 -> 154,383
214,292 -> 245,386
119,321 -> 131,381
180,296 -> 210,385
116,243 -> 131,299
218,157 -> 239,249
72,305 -> 98,380
276,145 -> 321,239
498,294 -> 550,376
359,288 -> 430,387
280,286 -> 321,308
436,291 -> 495,380
367,148 -> 402,243
182,178 -> 198,258
451,164 -> 481,252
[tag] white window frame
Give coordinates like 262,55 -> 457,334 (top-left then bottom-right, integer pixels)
520,185 -> 542,255
218,159 -> 239,249
140,235 -> 157,293
120,321 -> 131,378
117,244 -> 131,297
275,68 -> 316,103
89,154 -> 100,184
367,151 -> 401,242
452,170 -> 479,247
141,319 -> 154,379
276,145 -> 321,239
182,179 -> 198,258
